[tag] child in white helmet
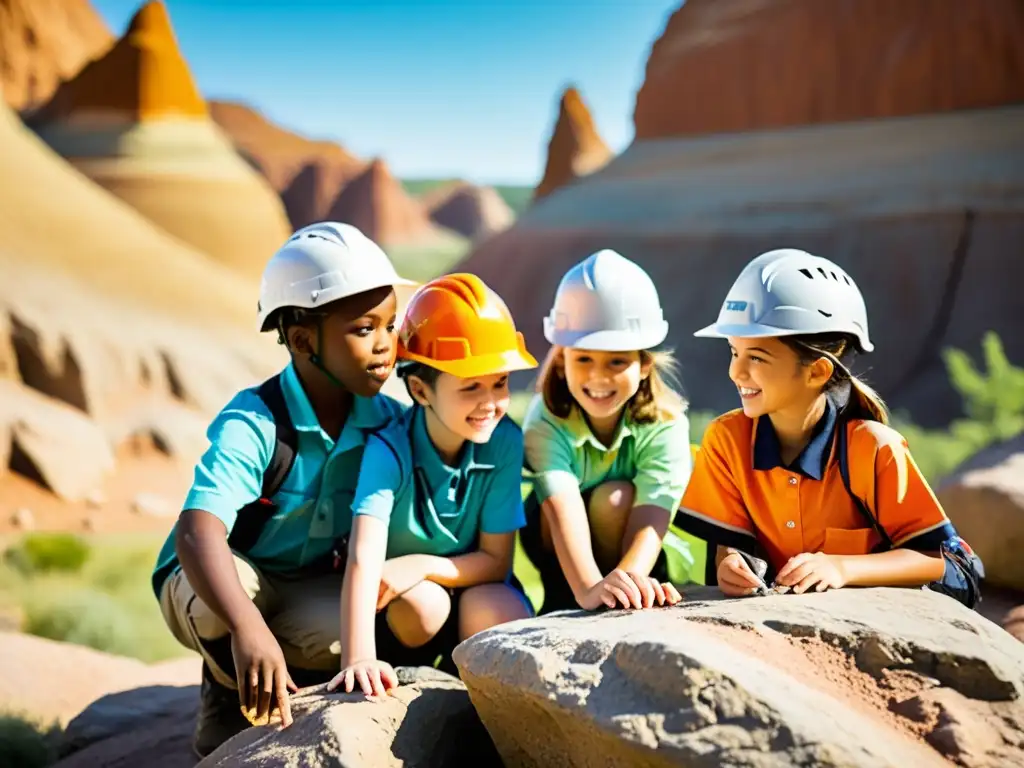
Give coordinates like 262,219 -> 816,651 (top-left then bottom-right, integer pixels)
520,249 -> 691,614
676,249 -> 982,606
151,222 -> 415,756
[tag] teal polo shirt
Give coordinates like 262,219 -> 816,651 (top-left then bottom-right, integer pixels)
151,362 -> 407,596
341,406 -> 526,560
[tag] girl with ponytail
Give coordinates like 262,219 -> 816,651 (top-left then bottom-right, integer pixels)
675,249 -> 981,607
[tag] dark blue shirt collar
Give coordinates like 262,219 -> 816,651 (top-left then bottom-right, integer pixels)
752,396 -> 838,480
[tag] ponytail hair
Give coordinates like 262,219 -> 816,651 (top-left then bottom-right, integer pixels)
781,333 -> 889,424
536,346 -> 687,423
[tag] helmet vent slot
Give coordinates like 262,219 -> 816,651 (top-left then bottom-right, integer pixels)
799,268 -> 814,279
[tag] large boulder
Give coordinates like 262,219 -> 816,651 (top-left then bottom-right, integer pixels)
200,668 -> 500,767
938,434 -> 1024,591
454,105 -> 1024,427
633,0 -> 1024,139
454,587 -> 1024,768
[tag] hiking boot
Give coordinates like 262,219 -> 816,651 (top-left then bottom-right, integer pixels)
192,664 -> 250,758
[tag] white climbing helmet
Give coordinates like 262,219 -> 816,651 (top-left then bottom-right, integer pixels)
694,248 -> 874,352
543,249 -> 668,351
257,221 -> 415,332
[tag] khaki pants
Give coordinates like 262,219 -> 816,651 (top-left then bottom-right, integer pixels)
159,555 -> 343,689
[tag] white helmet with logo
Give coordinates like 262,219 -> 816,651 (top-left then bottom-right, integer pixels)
257,221 -> 415,332
543,249 -> 668,351
694,248 -> 873,352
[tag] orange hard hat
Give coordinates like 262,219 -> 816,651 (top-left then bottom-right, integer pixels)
398,273 -> 538,378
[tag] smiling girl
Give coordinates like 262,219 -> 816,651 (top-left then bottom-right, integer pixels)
328,273 -> 538,697
520,249 -> 690,614
676,248 -> 981,607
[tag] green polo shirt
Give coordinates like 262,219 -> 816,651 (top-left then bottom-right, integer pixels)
522,393 -> 707,585
342,406 -> 526,560
522,394 -> 692,513
151,362 -> 406,596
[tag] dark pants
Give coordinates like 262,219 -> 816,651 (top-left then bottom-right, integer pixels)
519,488 -> 670,615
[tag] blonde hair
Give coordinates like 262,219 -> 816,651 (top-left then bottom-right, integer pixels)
535,346 -> 687,424
782,333 -> 889,424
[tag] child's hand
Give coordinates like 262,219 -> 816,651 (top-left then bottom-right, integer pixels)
377,555 -> 429,610
775,552 -> 847,594
717,551 -> 764,597
328,659 -> 398,699
231,615 -> 298,728
580,569 -> 682,610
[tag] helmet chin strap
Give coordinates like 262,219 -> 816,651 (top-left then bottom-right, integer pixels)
308,318 -> 348,391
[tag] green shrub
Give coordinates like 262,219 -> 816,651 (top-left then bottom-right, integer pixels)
22,588 -> 140,658
0,714 -> 60,768
4,534 -> 91,576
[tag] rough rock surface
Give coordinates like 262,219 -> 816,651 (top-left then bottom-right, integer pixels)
0,0 -> 112,111
51,666 -> 498,768
938,434 -> 1024,591
534,86 -> 612,201
0,380 -> 114,501
426,182 -> 514,241
28,1 -> 292,279
455,106 -> 1024,426
454,587 -> 1024,768
55,685 -> 199,768
633,0 -> 1024,139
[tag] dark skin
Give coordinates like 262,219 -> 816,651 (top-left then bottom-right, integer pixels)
175,286 -> 398,728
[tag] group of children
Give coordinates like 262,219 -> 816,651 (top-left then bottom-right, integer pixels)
151,221 -> 983,757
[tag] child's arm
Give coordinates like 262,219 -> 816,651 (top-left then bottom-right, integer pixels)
618,416 -> 694,575
335,515 -> 396,696
175,408 -> 295,726
332,436 -> 401,697
408,530 -> 516,588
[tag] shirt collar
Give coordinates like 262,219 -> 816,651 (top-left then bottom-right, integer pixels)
281,361 -> 396,452
752,396 -> 838,480
566,405 -> 634,453
410,406 -> 494,481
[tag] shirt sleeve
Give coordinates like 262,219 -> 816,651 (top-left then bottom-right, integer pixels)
480,423 -> 527,535
182,403 -> 273,532
872,435 -> 957,551
676,419 -> 757,549
633,415 -> 693,513
523,403 -> 580,503
350,435 -> 402,526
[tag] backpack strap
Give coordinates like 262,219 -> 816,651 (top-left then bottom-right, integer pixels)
836,420 -> 894,552
227,374 -> 298,554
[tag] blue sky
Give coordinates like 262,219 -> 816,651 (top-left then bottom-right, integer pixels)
90,0 -> 681,185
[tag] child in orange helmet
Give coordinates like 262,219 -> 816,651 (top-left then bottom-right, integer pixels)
327,273 -> 538,697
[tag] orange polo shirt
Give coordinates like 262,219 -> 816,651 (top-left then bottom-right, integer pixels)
676,398 -> 956,575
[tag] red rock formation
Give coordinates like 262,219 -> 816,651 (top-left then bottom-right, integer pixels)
426,182 -> 514,241
209,100 -> 364,195
326,158 -> 442,246
0,0 -> 112,111
534,86 -> 613,201
634,0 -> 1024,139
35,0 -> 206,121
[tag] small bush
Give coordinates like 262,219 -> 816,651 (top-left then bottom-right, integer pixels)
4,534 -> 91,576
22,589 -> 139,658
0,714 -> 60,768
